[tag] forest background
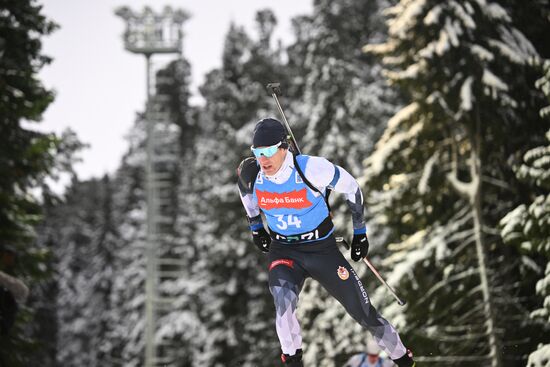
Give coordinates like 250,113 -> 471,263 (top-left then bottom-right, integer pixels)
1,0 -> 549,366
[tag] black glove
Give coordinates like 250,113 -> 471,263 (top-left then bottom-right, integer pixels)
252,227 -> 271,253
351,232 -> 369,261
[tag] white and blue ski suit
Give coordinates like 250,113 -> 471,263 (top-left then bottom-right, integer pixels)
238,150 -> 408,360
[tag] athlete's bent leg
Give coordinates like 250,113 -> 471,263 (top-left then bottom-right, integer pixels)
308,244 -> 411,363
268,255 -> 307,359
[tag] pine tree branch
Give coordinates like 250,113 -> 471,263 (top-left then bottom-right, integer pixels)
414,355 -> 491,363
429,287 -> 484,326
446,169 -> 476,199
481,174 -> 514,192
416,268 -> 479,305
444,127 -> 473,199
439,324 -> 486,333
423,331 -> 488,342
449,284 -> 483,312
490,281 -> 523,293
446,151 -> 480,201
481,225 -> 501,236
450,235 -> 476,257
454,302 -> 484,324
447,228 -> 475,245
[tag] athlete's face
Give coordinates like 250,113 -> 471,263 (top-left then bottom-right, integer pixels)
257,148 -> 287,176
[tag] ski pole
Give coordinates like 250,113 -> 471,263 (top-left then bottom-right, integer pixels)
335,237 -> 407,306
266,82 -> 301,155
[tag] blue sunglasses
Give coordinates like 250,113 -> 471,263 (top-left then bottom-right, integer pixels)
251,141 -> 282,158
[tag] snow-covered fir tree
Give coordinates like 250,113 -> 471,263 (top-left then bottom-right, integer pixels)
282,1 -> 402,365
190,12 -> 289,366
362,0 -> 549,366
0,2 -> 85,366
103,59 -> 192,366
42,176 -> 117,367
101,116 -> 149,367
148,58 -> 208,366
43,72 -> 186,366
27,3 -> 550,366
289,0 -> 398,176
500,59 -> 550,367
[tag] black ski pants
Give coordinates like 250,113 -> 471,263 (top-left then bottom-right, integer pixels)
267,235 -> 407,360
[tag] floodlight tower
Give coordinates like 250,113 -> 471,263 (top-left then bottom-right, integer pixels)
116,6 -> 188,367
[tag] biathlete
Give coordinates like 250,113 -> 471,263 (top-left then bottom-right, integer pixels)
237,118 -> 415,367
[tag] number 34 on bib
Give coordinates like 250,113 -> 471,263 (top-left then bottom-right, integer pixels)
274,214 -> 302,230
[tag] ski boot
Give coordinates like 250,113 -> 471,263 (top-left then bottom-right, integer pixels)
281,349 -> 303,366
392,349 -> 415,367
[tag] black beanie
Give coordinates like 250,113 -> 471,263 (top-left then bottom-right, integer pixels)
252,118 -> 286,147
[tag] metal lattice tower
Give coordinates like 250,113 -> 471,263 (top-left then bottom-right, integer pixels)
116,6 -> 188,367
